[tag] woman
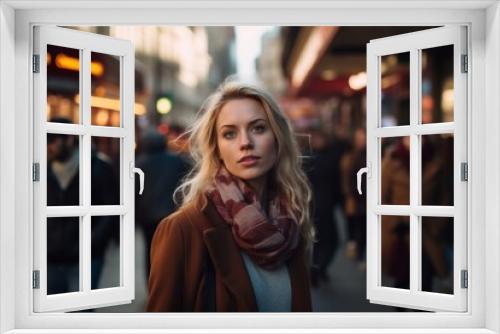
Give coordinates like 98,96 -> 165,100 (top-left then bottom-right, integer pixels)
146,81 -> 315,312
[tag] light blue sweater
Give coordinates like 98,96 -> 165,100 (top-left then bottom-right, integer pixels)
240,251 -> 292,312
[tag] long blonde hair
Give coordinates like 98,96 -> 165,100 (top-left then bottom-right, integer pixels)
175,80 -> 315,248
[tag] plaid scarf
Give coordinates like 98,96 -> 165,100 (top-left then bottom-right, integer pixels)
205,166 -> 300,269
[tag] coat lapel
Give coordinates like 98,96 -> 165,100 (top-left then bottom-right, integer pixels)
184,195 -> 311,312
184,197 -> 258,311
287,240 -> 312,312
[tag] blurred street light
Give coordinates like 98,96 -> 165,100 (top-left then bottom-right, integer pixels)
348,71 -> 367,90
54,53 -> 104,77
74,94 -> 147,115
156,96 -> 172,115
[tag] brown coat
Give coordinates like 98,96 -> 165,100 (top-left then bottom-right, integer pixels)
146,195 -> 312,312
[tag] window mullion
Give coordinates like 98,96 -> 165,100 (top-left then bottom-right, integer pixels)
81,48 -> 92,293
365,45 -> 379,293
414,123 -> 454,135
122,49 -> 135,293
409,48 -> 420,294
375,123 -> 455,138
120,53 -> 127,287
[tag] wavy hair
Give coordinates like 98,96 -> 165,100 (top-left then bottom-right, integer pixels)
175,80 -> 315,249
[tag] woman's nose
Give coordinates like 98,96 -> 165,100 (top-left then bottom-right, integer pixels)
240,131 -> 254,150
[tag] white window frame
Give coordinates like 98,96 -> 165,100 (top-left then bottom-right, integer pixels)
365,26 -> 468,312
32,26 -> 136,312
0,1 -> 499,333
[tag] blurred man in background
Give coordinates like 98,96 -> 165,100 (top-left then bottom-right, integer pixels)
135,130 -> 190,280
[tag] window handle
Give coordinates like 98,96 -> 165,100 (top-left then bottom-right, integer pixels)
130,162 -> 145,195
356,162 -> 371,195
134,167 -> 145,195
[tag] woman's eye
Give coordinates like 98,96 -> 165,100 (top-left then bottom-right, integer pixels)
252,125 -> 266,133
222,131 -> 236,139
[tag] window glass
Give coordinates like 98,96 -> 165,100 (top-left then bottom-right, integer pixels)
47,45 -> 80,124
91,137 -> 121,206
421,134 -> 454,206
381,52 -> 410,127
421,217 -> 454,295
381,216 -> 410,290
381,137 -> 410,205
91,52 -> 121,127
421,45 -> 454,124
47,217 -> 80,295
47,134 -> 80,206
91,216 -> 121,289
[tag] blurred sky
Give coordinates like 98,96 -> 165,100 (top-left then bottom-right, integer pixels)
235,26 -> 275,83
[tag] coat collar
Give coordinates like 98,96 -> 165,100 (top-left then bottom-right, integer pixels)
183,195 -> 310,312
184,195 -> 258,311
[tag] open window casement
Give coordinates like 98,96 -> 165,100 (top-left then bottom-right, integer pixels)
364,26 -> 467,312
33,26 -> 138,312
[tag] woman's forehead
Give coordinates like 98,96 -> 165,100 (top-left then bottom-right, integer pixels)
217,98 -> 268,126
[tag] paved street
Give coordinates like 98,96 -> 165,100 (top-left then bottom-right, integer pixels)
310,242 -> 394,312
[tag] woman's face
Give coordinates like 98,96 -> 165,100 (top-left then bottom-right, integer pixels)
216,98 -> 277,192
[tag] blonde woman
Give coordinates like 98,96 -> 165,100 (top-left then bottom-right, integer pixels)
147,81 -> 314,312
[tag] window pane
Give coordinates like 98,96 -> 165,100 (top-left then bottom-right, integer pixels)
47,134 -> 80,206
91,52 -> 121,127
421,45 -> 454,124
91,137 -> 120,206
381,52 -> 410,127
47,217 -> 80,295
422,217 -> 454,294
92,216 -> 120,289
381,216 -> 410,290
381,137 -> 410,205
47,44 -> 80,124
421,134 -> 454,206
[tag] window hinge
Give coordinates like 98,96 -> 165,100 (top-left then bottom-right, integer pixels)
32,55 -> 40,73
461,162 -> 468,181
461,54 -> 468,73
461,269 -> 468,289
33,163 -> 40,182
33,270 -> 40,289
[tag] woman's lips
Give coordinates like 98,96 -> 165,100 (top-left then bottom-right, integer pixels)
238,156 -> 260,166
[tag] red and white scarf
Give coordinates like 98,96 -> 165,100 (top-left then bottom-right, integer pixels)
205,166 -> 300,269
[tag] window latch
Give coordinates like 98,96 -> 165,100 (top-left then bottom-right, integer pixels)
130,162 -> 145,195
356,162 -> 371,195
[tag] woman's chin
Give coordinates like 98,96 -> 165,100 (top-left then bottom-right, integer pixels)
231,169 -> 266,181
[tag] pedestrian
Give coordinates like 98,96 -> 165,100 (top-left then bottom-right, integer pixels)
341,127 -> 367,268
135,129 -> 190,280
304,129 -> 345,286
147,80 -> 315,312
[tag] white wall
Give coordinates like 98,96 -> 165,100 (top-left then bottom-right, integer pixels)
485,2 -> 500,332
0,2 -> 16,333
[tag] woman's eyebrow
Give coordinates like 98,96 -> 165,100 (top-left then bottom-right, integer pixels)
219,118 -> 266,130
